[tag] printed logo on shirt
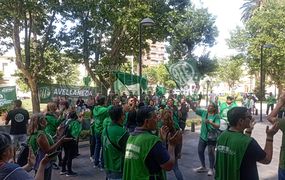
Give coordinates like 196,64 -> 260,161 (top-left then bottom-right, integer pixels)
217,145 -> 236,155
125,144 -> 140,160
14,113 -> 25,123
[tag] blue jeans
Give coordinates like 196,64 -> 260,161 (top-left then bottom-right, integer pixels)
173,160 -> 183,180
198,138 -> 216,169
279,168 -> 285,180
94,134 -> 104,167
90,135 -> 96,159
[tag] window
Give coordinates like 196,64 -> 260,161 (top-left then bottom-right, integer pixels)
2,63 -> 8,72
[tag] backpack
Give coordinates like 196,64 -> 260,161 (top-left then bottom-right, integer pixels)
56,119 -> 72,141
16,143 -> 29,167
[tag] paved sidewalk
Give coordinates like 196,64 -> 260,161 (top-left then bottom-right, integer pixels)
51,114 -> 281,180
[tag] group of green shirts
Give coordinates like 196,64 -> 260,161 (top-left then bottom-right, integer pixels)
28,113 -> 82,169
92,104 -> 183,180
195,101 -> 285,180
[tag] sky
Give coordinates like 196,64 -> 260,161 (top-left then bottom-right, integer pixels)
4,0 -> 245,59
192,0 -> 245,58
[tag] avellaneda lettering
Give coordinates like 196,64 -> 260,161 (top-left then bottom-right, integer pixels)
53,88 -> 93,97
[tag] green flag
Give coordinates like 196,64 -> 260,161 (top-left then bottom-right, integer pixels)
114,71 -> 148,90
156,86 -> 166,96
167,59 -> 200,87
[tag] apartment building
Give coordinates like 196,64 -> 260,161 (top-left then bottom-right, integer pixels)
143,40 -> 167,67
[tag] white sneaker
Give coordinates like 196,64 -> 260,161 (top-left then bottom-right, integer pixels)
194,166 -> 207,173
89,157 -> 94,162
208,169 -> 214,176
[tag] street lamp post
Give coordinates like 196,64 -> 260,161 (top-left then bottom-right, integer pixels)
139,18 -> 154,100
260,45 -> 264,122
206,80 -> 210,107
259,44 -> 274,122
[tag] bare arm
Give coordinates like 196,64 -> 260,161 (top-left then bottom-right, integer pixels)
268,92 -> 285,124
160,144 -> 175,171
37,134 -> 68,154
259,136 -> 273,164
206,120 -> 220,129
160,129 -> 182,171
258,123 -> 279,164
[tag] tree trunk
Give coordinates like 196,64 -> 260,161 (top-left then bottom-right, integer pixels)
28,78 -> 40,113
278,84 -> 284,98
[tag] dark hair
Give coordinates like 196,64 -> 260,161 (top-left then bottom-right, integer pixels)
14,100 -> 22,107
138,102 -> 145,108
136,106 -> 155,127
0,133 -> 12,156
209,102 -> 219,114
60,101 -> 69,109
97,96 -> 106,105
68,111 -> 78,120
227,107 -> 248,127
109,105 -> 124,122
227,96 -> 233,100
167,98 -> 174,102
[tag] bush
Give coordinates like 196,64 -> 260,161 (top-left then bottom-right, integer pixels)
0,104 -> 11,116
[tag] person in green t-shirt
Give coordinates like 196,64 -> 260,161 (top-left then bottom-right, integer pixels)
219,96 -> 237,131
102,105 -> 129,179
123,106 -> 182,180
60,111 -> 82,177
267,91 -> 285,179
266,92 -> 277,115
28,113 -> 71,180
190,102 -> 220,176
44,102 -> 66,138
92,96 -> 109,169
0,132 -> 52,180
216,107 -> 279,180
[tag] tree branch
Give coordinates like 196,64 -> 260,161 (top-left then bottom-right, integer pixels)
39,10 -> 56,68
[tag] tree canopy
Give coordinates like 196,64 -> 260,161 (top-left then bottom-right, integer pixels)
229,0 -> 285,96
0,0 -> 219,111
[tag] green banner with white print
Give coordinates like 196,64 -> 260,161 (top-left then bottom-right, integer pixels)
39,84 -> 97,103
0,86 -> 17,107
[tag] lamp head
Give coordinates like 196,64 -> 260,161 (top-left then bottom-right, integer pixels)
140,18 -> 155,26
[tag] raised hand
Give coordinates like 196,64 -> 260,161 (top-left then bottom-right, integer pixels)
266,122 -> 279,138
160,125 -> 169,141
246,118 -> 256,132
168,131 -> 182,146
40,154 -> 51,166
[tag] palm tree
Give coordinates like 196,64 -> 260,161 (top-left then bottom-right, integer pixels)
241,0 -> 284,23
240,0 -> 263,23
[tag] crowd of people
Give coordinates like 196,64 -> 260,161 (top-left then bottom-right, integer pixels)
1,90 -> 285,180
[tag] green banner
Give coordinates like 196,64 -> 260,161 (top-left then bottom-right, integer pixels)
0,86 -> 17,107
39,84 -> 96,103
115,71 -> 148,90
